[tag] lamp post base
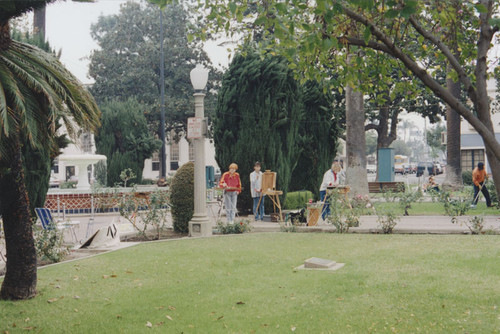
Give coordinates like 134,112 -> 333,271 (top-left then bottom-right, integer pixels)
188,214 -> 212,237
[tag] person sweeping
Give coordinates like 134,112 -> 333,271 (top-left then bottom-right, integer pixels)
471,162 -> 492,208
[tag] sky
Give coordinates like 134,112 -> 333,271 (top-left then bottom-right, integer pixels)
44,0 -> 229,85
31,0 -> 500,136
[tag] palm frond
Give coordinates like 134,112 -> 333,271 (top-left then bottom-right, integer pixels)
0,40 -> 100,162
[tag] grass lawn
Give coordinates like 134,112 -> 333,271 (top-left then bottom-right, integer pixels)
1,234 -> 500,333
372,201 -> 500,216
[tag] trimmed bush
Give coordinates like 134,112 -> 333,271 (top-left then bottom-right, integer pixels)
170,162 -> 194,233
462,171 -> 473,186
284,191 -> 315,210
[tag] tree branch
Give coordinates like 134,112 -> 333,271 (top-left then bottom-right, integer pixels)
341,37 -> 391,54
365,123 -> 379,131
388,110 -> 399,142
408,16 -> 478,104
341,5 -> 500,159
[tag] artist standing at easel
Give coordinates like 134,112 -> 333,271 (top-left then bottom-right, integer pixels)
250,161 -> 264,221
319,161 -> 341,220
219,163 -> 242,223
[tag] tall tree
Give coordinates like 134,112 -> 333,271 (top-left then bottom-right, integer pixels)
95,99 -> 161,186
197,0 -> 500,197
345,53 -> 368,195
426,124 -> 447,159
0,0 -> 100,300
88,2 -> 220,135
441,0 -> 464,190
214,51 -> 303,212
10,29 -> 67,213
290,80 -> 341,196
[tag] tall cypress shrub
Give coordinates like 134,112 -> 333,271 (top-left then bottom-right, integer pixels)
289,81 -> 341,197
95,98 -> 161,186
213,51 -> 304,212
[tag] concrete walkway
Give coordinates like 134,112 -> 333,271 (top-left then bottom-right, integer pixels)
251,215 -> 500,234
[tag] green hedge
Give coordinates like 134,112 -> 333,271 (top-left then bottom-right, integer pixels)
170,162 -> 194,233
462,171 -> 473,186
284,191 -> 314,210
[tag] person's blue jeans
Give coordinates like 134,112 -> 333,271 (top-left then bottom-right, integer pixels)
224,191 -> 238,223
253,196 -> 264,220
320,190 -> 330,220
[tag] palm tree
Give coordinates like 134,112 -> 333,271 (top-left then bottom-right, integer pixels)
0,1 -> 100,300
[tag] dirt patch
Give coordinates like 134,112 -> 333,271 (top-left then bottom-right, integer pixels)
120,229 -> 187,242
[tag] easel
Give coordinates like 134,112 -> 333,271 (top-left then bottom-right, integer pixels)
256,170 -> 283,221
318,185 -> 352,221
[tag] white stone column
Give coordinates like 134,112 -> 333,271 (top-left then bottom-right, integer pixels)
188,92 -> 212,237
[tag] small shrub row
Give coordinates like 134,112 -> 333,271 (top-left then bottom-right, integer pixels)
284,191 -> 314,210
216,219 -> 252,234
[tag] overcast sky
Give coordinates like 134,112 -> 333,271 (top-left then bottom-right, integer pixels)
44,0 -> 229,84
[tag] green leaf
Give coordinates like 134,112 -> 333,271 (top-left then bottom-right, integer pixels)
187,33 -> 194,43
275,3 -> 287,14
489,17 -> 500,29
385,9 -> 399,19
363,26 -> 371,44
228,2 -> 237,15
474,4 -> 488,13
147,0 -> 170,10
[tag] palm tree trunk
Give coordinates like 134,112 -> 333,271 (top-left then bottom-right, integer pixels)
0,137 -> 37,300
33,5 -> 46,39
0,21 -> 11,51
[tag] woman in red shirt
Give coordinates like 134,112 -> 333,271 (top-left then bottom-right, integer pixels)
219,163 -> 241,223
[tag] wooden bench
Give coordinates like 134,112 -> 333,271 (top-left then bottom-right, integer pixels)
368,182 -> 405,193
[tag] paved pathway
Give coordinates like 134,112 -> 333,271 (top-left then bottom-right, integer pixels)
251,215 -> 500,234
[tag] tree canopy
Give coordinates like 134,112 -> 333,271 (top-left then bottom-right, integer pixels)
95,98 -> 161,186
196,0 -> 500,196
88,2 -> 220,135
214,51 -> 303,211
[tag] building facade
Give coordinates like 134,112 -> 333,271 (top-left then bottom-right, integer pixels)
460,78 -> 500,173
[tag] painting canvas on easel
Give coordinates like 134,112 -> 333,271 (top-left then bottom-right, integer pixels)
262,170 -> 276,193
259,170 -> 283,221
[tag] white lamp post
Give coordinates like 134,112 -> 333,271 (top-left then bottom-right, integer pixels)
188,64 -> 212,237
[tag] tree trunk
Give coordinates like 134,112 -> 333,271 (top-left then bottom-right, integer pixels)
33,5 -> 46,39
0,21 -> 11,51
442,76 -> 463,191
475,0 -> 500,200
346,54 -> 368,195
0,138 -> 38,300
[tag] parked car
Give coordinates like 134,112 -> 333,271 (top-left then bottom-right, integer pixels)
367,164 -> 377,174
434,163 -> 444,175
416,162 -> 437,177
403,164 -> 411,174
409,163 -> 418,174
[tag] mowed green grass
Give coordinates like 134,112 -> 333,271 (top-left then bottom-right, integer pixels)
1,234 -> 499,333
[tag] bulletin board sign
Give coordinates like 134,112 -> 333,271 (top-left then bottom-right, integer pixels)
187,117 -> 203,139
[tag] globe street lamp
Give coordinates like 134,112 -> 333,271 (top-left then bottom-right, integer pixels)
188,64 -> 212,237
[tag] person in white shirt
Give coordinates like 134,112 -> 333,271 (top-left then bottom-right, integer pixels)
319,161 -> 341,220
250,162 -> 264,221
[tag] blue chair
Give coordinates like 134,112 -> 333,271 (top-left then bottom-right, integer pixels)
35,208 -> 79,244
